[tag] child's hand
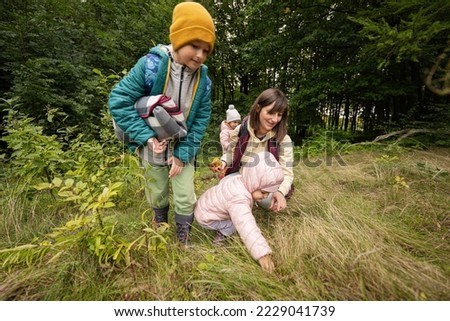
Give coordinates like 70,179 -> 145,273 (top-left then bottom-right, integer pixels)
209,157 -> 225,173
167,156 -> 184,178
258,254 -> 275,273
147,137 -> 167,153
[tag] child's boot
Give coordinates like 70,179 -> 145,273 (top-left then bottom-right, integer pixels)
175,213 -> 194,246
213,230 -> 228,246
153,206 -> 169,227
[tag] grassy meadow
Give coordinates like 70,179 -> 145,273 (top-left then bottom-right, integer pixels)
0,143 -> 449,301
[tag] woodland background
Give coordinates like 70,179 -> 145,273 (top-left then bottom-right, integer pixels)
1,0 -> 450,144
0,0 -> 449,301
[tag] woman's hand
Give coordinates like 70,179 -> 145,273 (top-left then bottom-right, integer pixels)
147,137 -> 167,153
271,191 -> 286,212
167,156 -> 184,178
209,159 -> 226,173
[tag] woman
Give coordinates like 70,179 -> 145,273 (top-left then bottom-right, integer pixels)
216,88 -> 294,211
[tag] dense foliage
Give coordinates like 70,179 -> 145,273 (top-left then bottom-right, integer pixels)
1,108 -> 449,300
1,0 -> 449,148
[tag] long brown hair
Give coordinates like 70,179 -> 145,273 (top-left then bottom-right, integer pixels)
248,88 -> 288,143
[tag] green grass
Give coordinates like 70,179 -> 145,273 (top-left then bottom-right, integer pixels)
0,146 -> 449,300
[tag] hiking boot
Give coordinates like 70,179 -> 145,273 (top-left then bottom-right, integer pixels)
213,230 -> 228,246
176,222 -> 192,246
152,206 -> 169,228
175,213 -> 194,246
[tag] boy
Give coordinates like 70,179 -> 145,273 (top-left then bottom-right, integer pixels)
108,2 -> 215,245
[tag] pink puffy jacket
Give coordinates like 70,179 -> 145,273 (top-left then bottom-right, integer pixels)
219,120 -> 234,154
195,152 -> 284,260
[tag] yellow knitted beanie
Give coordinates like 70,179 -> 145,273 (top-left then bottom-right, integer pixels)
169,2 -> 216,52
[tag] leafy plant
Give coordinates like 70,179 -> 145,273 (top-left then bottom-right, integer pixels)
1,104 -> 70,183
0,98 -> 160,269
0,212 -> 171,269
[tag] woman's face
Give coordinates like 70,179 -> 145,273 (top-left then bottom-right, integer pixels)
256,102 -> 283,136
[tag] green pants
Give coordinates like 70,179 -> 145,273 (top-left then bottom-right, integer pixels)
143,160 -> 196,216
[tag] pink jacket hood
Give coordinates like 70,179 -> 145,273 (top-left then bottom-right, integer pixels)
240,151 -> 284,194
220,120 -> 231,131
220,121 -> 234,154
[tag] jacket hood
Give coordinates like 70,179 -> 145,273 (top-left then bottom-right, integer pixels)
241,151 -> 284,193
220,120 -> 230,131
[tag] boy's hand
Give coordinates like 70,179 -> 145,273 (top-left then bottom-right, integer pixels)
167,156 -> 184,178
147,137 -> 167,153
258,255 -> 275,273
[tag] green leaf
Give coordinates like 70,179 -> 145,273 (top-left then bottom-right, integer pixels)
64,178 -> 75,187
57,190 -> 73,198
52,177 -> 63,187
102,202 -> 116,208
198,263 -> 211,270
33,182 -> 53,190
92,68 -> 103,76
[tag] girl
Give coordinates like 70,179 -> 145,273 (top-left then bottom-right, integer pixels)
219,104 -> 241,154
195,152 -> 284,272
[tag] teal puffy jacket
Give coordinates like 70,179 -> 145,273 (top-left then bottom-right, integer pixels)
108,45 -> 212,164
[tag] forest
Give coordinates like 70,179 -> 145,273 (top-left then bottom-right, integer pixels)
1,0 -> 450,144
0,0 -> 449,302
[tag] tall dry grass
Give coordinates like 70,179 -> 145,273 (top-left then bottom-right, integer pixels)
0,147 -> 449,300
270,148 -> 449,300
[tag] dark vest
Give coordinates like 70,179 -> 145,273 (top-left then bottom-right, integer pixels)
225,117 -> 278,176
